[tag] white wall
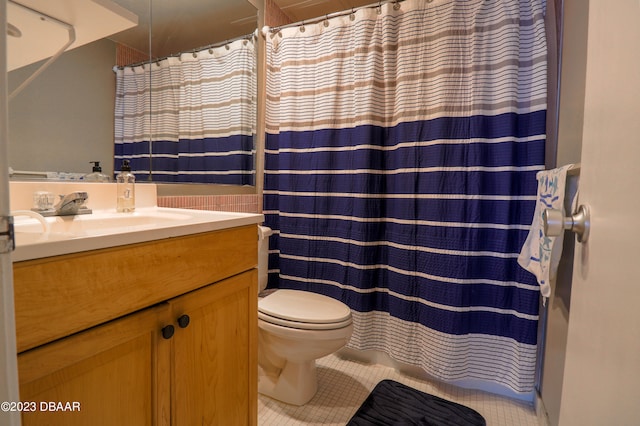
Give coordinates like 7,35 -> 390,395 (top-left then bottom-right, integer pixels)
554,0 -> 588,167
8,38 -> 117,177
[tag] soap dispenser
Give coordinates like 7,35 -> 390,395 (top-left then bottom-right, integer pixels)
116,160 -> 135,212
85,161 -> 111,182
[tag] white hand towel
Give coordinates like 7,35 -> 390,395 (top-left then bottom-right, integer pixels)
518,164 -> 575,302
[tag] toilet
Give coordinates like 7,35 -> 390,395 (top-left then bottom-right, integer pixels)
257,226 -> 354,406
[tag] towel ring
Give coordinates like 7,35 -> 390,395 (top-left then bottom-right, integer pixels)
542,205 -> 591,243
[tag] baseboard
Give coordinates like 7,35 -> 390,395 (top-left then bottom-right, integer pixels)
534,390 -> 551,426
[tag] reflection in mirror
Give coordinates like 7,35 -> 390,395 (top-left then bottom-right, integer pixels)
7,0 -> 149,181
7,0 -> 257,187
112,0 -> 257,58
114,36 -> 257,185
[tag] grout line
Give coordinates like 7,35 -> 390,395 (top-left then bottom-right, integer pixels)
257,353 -> 538,426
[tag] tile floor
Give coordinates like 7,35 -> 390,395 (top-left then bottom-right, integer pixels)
258,353 -> 542,425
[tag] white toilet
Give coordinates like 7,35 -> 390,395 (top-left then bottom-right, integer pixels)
257,226 -> 354,406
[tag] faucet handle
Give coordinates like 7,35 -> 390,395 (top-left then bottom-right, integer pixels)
32,191 -> 55,211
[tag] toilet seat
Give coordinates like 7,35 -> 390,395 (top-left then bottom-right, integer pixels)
258,289 -> 352,331
258,311 -> 353,330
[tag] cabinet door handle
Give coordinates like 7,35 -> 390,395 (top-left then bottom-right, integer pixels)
161,325 -> 175,339
177,314 -> 190,329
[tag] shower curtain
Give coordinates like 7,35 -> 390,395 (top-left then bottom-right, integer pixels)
114,37 -> 256,184
263,0 -> 547,396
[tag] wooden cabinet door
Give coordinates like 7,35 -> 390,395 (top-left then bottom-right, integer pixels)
170,270 -> 257,426
18,304 -> 172,426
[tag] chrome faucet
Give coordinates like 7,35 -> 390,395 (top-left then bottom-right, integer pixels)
53,192 -> 91,216
30,191 -> 91,217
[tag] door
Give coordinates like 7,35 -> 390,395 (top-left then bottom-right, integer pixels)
558,1 -> 640,425
0,2 -> 20,425
18,304 -> 171,426
170,270 -> 258,426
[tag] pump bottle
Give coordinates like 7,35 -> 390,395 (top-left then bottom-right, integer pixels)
84,161 -> 111,182
116,160 -> 135,212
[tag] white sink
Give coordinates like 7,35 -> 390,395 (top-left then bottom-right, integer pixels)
15,210 -> 193,236
12,207 -> 264,262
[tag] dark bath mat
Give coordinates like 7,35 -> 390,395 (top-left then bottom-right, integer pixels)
347,380 -> 486,426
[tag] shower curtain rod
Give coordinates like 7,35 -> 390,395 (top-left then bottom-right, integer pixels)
118,30 -> 257,70
265,0 -> 420,34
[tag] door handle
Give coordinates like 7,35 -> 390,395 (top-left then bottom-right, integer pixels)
542,204 -> 590,243
176,314 -> 190,329
161,325 -> 175,339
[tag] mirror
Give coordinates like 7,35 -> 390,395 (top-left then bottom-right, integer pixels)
113,0 -> 257,59
7,0 -> 257,187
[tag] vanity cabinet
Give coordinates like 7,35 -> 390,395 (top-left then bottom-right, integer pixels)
13,225 -> 258,426
18,302 -> 170,425
170,271 -> 256,425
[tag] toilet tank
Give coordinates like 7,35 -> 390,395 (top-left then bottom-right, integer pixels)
257,226 -> 273,293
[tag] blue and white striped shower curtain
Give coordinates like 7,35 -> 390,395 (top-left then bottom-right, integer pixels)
114,38 -> 256,184
263,0 -> 547,396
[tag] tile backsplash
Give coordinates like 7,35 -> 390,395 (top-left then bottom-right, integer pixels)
158,194 -> 259,213
9,182 -> 157,211
10,182 -> 260,214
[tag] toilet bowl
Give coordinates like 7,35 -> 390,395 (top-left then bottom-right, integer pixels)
257,227 -> 353,406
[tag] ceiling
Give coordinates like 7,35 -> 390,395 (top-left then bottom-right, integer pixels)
108,0 -> 377,58
272,0 -> 376,23
109,0 -> 257,58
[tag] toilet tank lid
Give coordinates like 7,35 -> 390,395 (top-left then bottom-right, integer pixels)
258,289 -> 352,324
